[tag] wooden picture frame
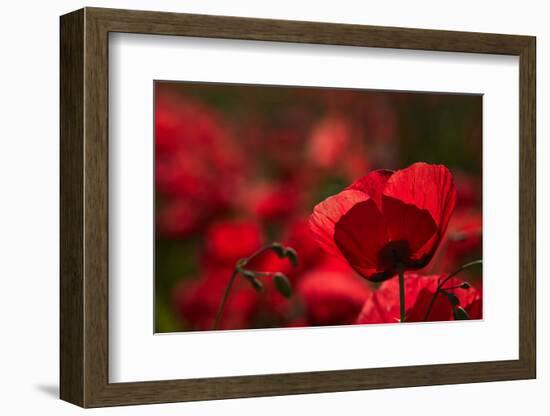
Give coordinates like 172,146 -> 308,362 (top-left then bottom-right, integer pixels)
60,7 -> 536,408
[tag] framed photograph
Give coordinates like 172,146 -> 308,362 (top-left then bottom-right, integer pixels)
60,7 -> 536,408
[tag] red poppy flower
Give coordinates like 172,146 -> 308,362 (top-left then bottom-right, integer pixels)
204,220 -> 263,266
248,182 -> 302,222
443,208 -> 482,267
155,88 -> 245,237
309,162 -> 457,281
173,268 -> 259,331
297,265 -> 372,326
307,116 -> 353,169
174,265 -> 301,330
156,198 -> 204,237
453,171 -> 482,209
356,273 -> 482,324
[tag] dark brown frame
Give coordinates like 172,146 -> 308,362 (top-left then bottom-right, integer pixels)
60,7 -> 536,408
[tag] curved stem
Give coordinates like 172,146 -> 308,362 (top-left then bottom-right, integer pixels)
212,269 -> 239,330
210,242 -> 294,330
245,243 -> 279,264
423,259 -> 482,322
398,268 -> 406,323
438,259 -> 482,290
250,271 -> 276,278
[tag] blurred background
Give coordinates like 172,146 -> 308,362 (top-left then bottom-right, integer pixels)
155,81 -> 482,332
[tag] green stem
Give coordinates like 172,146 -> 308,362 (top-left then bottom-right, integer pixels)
212,269 -> 238,330
423,259 -> 482,322
210,242 -> 295,330
438,259 -> 482,289
398,268 -> 406,323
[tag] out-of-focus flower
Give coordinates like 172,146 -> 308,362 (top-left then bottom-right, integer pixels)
173,268 -> 258,331
173,264 -> 303,330
240,182 -> 302,222
356,273 -> 482,324
243,218 -> 330,284
306,115 -> 370,180
204,220 -> 263,266
464,280 -> 482,319
442,208 -> 482,269
156,199 -> 204,237
307,116 -> 353,169
284,219 -> 325,272
309,162 -> 457,282
297,264 -> 371,326
454,172 -> 482,208
262,127 -> 309,176
155,89 -> 244,237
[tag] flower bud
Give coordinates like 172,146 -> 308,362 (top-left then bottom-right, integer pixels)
270,242 -> 286,258
273,272 -> 292,298
249,277 -> 264,293
445,291 -> 460,307
284,247 -> 298,267
453,306 -> 470,320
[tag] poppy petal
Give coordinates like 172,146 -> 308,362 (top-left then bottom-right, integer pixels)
382,162 -> 456,265
383,162 -> 456,229
381,196 -> 438,257
309,189 -> 369,256
347,169 -> 394,209
334,199 -> 388,275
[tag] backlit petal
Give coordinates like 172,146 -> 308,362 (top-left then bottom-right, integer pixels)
309,189 -> 369,256
347,169 -> 394,209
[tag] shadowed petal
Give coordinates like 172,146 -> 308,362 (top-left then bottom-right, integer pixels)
382,162 -> 456,266
381,196 -> 437,259
334,199 -> 388,275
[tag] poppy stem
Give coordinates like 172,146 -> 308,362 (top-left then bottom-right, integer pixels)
212,269 -> 239,330
211,242 -> 298,330
423,259 -> 482,321
398,267 -> 406,323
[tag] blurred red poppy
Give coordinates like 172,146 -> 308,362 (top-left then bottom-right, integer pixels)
252,183 -> 302,222
444,208 -> 482,265
356,273 -> 482,324
305,115 -> 371,181
297,263 -> 371,326
156,199 -> 204,237
453,171 -> 482,209
173,268 -> 258,331
309,162 -> 457,282
155,89 -> 245,237
307,116 -> 353,169
421,208 -> 482,274
204,220 -> 263,266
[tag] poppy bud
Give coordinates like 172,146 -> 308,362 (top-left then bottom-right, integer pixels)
284,247 -> 298,267
445,292 -> 460,307
249,277 -> 264,293
459,281 -> 471,289
241,269 -> 256,280
270,242 -> 286,258
273,272 -> 292,298
453,306 -> 470,320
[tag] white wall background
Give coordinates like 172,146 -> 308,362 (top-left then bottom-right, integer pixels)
0,0 -> 545,414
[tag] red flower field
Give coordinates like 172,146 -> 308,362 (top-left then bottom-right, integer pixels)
154,82 -> 482,332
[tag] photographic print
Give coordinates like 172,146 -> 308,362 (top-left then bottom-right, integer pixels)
154,81 -> 482,333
